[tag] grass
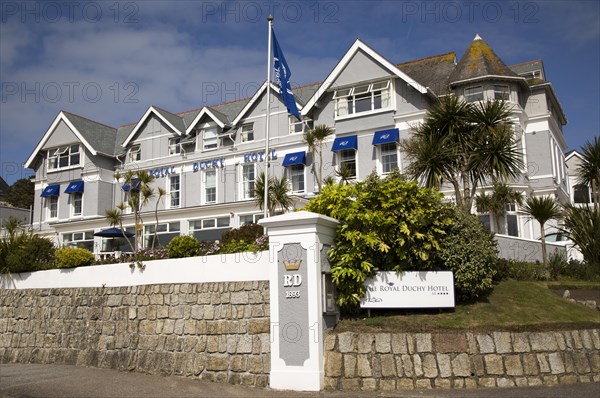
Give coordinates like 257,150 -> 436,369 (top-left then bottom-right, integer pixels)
334,280 -> 600,334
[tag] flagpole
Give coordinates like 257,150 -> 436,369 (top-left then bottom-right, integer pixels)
264,15 -> 273,219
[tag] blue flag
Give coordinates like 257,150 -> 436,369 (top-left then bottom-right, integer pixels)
272,28 -> 301,121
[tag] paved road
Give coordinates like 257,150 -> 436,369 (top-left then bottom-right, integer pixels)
1,364 -> 599,398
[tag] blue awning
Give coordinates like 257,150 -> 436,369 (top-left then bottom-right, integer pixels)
331,135 -> 358,152
372,128 -> 399,145
122,178 -> 140,192
64,180 -> 84,194
41,184 -> 60,197
282,151 -> 306,167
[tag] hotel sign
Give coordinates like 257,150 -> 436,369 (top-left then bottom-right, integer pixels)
361,271 -> 455,308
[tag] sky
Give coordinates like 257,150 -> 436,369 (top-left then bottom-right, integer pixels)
1,0 -> 599,185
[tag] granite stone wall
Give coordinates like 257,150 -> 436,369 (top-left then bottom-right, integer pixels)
324,330 -> 600,390
0,282 -> 271,387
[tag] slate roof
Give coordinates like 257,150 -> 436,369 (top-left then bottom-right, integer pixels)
397,52 -> 456,95
62,111 -> 117,156
448,35 -> 521,84
153,106 -> 186,132
509,59 -> 546,81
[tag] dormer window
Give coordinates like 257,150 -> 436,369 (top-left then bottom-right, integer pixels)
464,85 -> 483,102
203,128 -> 218,150
240,123 -> 254,142
333,80 -> 391,117
129,145 -> 141,162
168,137 -> 181,155
48,144 -> 80,171
494,85 -> 510,101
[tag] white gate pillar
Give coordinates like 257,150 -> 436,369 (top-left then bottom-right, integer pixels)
259,211 -> 338,391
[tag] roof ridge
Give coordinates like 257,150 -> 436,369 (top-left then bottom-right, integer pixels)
397,52 -> 456,66
62,110 -> 117,131
510,59 -> 543,67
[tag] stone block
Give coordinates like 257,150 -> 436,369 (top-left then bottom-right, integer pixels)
572,351 -> 590,373
437,353 -> 452,378
515,377 -> 528,387
434,378 -> 451,389
484,354 -> 504,375
589,350 -> 600,372
512,333 -> 531,353
206,354 -> 229,371
247,319 -> 269,334
340,378 -> 360,390
548,352 -> 565,374
323,377 -> 337,390
522,353 -> 539,375
247,355 -> 263,373
357,333 -> 373,353
415,379 -> 432,389
380,379 -> 396,390
237,335 -> 253,354
375,333 -> 391,353
530,333 -> 558,352
542,375 -> 558,385
553,332 -> 566,350
387,334 -> 406,354
230,292 -> 248,305
357,355 -> 372,377
380,354 -> 396,377
504,354 -> 524,376
537,353 -> 551,373
451,353 -> 471,377
415,333 -> 432,352
361,378 -> 377,390
397,378 -> 414,389
433,333 -> 468,353
173,319 -> 184,335
413,354 -> 423,377
496,377 -> 515,387
325,352 -> 342,377
344,354 -> 357,377
591,329 -> 600,349
477,334 -> 495,353
422,354 -> 438,378
570,331 -> 584,349
466,333 -> 478,354
493,332 -> 512,354
338,332 -> 355,353
479,377 -> 496,388
559,375 -> 579,384
580,330 -> 594,349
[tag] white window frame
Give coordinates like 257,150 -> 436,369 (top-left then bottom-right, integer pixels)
289,117 -> 314,135
189,216 -> 230,233
240,123 -> 254,143
47,144 -> 81,171
203,169 -> 217,204
464,85 -> 483,102
287,164 -> 305,193
129,144 -> 141,162
47,196 -> 58,219
168,137 -> 181,155
169,175 -> 181,208
239,213 -> 264,226
70,192 -> 83,217
144,222 -> 181,248
494,85 -> 510,101
241,164 -> 256,200
379,143 -> 399,175
202,127 -> 219,151
62,231 -> 94,251
504,202 -> 519,237
337,149 -> 357,179
333,80 -> 392,118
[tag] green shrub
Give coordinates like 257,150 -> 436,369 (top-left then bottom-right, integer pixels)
220,224 -> 264,246
432,208 -> 498,302
305,170 -> 453,310
167,236 -> 200,258
496,258 -> 547,281
55,247 -> 95,269
4,234 -> 55,273
560,260 -> 600,281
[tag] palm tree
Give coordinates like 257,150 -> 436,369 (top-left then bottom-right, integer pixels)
562,204 -> 600,266
335,165 -> 355,185
152,187 -> 166,250
255,172 -> 292,216
401,97 -> 523,213
104,206 -> 134,252
475,182 -> 523,233
576,136 -> 600,206
521,196 -> 562,269
303,124 -> 333,191
120,170 -> 155,250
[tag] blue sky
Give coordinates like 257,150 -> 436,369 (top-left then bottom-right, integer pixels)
1,0 -> 598,185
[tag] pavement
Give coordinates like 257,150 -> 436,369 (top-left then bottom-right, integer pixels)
1,363 -> 599,398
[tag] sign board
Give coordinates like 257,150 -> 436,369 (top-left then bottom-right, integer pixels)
360,271 -> 454,308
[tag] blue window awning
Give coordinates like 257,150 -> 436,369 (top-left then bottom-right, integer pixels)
41,184 -> 60,197
64,180 -> 84,194
372,128 -> 399,145
331,135 -> 358,152
282,151 -> 306,167
122,178 -> 140,192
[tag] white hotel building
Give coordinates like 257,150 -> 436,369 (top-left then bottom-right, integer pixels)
25,35 -> 571,254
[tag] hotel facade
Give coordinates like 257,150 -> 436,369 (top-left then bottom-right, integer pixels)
25,35 -> 570,254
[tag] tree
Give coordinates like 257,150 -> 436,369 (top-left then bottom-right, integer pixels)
520,196 -> 562,270
475,182 -> 523,234
401,97 -> 523,213
255,172 -> 292,216
303,124 -> 333,192
6,178 -> 34,209
104,205 -> 134,252
152,187 -> 166,250
576,136 -> 600,205
562,204 -> 600,267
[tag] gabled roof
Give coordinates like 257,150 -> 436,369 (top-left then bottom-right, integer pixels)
122,106 -> 185,147
397,52 -> 456,95
448,34 -> 523,85
25,111 -> 117,168
185,107 -> 230,133
301,39 -> 428,116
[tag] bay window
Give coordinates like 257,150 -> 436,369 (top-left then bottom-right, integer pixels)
48,144 -> 80,170
334,80 -> 391,117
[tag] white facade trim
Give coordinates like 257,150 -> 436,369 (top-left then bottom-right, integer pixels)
122,106 -> 184,147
